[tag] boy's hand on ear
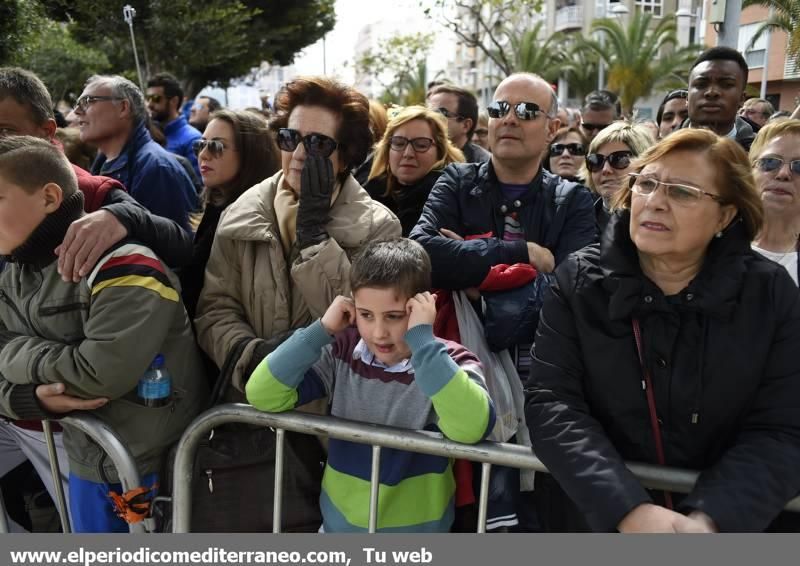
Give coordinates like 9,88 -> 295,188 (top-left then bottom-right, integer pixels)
55,210 -> 128,282
406,292 -> 437,329
321,295 -> 356,335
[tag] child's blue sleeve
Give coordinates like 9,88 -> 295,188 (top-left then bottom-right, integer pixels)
405,324 -> 495,444
245,320 -> 334,412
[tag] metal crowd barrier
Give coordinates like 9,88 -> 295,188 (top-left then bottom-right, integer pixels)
38,414 -> 156,534
170,403 -> 800,533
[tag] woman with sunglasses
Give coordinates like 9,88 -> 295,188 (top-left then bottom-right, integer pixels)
194,78 -> 400,530
526,128 -> 800,532
546,126 -> 588,183
365,106 -> 464,236
179,109 -> 280,319
583,121 -> 654,234
749,119 -> 800,287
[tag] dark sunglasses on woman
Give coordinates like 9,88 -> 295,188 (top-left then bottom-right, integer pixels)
192,139 -> 227,158
487,100 -> 549,121
585,150 -> 633,172
755,157 -> 800,175
549,143 -> 586,157
277,128 -> 338,158
389,136 -> 434,153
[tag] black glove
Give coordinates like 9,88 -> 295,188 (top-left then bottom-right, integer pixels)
296,154 -> 335,249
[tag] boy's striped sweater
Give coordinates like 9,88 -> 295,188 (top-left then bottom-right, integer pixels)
246,321 -> 494,532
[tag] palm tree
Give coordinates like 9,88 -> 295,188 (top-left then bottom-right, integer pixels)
397,60 -> 441,106
742,0 -> 800,61
582,12 -> 698,115
560,39 -> 600,102
508,22 -> 566,83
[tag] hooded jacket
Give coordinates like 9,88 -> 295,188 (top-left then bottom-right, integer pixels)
525,211 -> 800,532
194,171 -> 401,390
0,193 -> 208,482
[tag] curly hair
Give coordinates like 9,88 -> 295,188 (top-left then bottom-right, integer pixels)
270,76 -> 371,184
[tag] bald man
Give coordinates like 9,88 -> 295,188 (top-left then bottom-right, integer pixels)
411,73 -> 596,532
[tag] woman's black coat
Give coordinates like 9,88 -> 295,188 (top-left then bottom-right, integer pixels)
525,210 -> 800,532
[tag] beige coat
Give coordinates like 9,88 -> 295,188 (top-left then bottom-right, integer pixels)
195,171 -> 401,390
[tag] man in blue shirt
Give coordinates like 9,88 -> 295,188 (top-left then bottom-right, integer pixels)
146,72 -> 202,177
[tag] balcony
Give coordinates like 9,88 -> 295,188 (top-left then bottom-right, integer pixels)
555,4 -> 583,31
785,56 -> 800,80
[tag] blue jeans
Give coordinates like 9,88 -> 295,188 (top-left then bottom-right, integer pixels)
68,472 -> 158,533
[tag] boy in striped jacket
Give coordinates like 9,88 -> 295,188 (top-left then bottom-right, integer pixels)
246,238 -> 495,532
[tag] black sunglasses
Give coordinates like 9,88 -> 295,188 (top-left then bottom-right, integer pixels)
585,150 -> 633,172
277,128 -> 338,158
192,139 -> 228,158
390,136 -> 434,152
145,94 -> 164,103
581,122 -> 611,133
550,143 -> 586,157
487,101 -> 549,120
435,107 -> 465,121
755,157 -> 800,175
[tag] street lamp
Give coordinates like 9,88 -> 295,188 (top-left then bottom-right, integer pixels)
122,5 -> 145,91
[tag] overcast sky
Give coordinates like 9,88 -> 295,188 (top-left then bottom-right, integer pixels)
293,0 -> 442,82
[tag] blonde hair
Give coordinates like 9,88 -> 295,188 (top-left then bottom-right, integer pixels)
368,105 -> 464,196
581,121 -> 655,192
368,100 -> 389,145
749,118 -> 800,163
611,128 -> 764,240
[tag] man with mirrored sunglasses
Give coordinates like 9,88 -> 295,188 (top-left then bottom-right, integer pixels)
411,72 -> 596,533
427,84 -> 490,164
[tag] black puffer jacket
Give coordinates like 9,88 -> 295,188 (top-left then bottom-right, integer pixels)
365,170 -> 442,237
409,161 -> 596,290
525,211 -> 800,532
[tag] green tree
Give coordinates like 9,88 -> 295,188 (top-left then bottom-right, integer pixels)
40,0 -> 336,96
16,21 -> 111,103
742,0 -> 800,62
583,12 -> 698,115
356,32 -> 435,105
561,40 -> 600,102
508,22 -> 565,82
0,0 -> 46,65
424,0 -> 545,76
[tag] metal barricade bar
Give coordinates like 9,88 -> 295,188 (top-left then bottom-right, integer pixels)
171,403 -> 800,533
60,414 -> 155,533
42,420 -> 71,534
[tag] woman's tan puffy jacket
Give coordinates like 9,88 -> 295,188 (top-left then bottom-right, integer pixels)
195,171 -> 401,391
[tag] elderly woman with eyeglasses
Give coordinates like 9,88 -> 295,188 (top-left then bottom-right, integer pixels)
749,119 -> 800,287
365,106 -> 464,236
525,128 -> 800,532
194,77 -> 400,531
583,121 -> 655,234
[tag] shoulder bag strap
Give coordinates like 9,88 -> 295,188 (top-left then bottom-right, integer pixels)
631,318 -> 674,510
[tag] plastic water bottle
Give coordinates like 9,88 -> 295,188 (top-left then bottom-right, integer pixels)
138,354 -> 172,408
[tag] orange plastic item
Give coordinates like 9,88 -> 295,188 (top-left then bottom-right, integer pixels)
108,484 -> 158,524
